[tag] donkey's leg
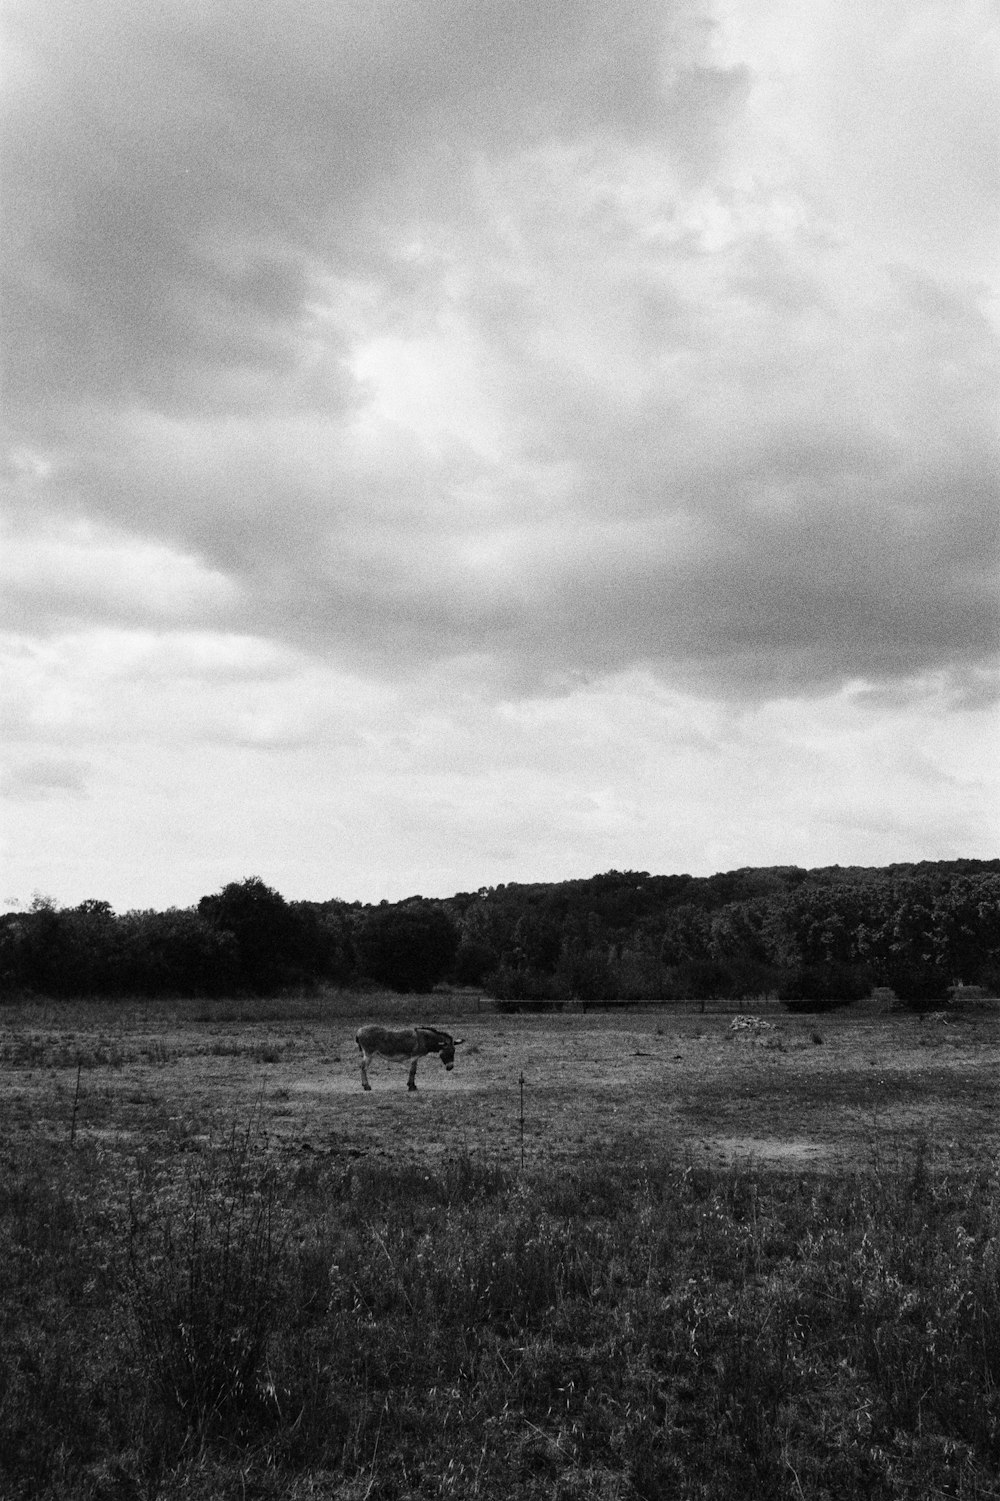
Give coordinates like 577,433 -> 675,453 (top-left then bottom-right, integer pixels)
407,1057 -> 419,1091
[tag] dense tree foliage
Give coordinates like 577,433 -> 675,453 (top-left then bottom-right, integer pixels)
1,860 -> 998,1006
0,882 -> 356,1000
450,862 -> 1000,1009
355,900 -> 459,993
197,878 -> 308,994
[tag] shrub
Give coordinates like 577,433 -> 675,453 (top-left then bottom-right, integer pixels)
777,961 -> 872,1007
883,960 -> 952,1009
557,951 -> 618,1000
484,963 -> 570,1005
611,951 -> 675,1000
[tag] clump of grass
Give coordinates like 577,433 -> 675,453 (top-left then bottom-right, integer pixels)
140,1038 -> 173,1065
0,1141 -> 135,1495
1,1033 -> 126,1070
846,1147 -> 1000,1464
123,1113 -> 284,1450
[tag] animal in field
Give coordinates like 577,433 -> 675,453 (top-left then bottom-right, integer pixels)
355,1024 -> 465,1092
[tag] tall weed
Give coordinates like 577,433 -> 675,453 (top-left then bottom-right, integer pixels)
123,1115 -> 284,1449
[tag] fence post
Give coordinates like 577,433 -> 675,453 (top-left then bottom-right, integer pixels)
519,1071 -> 525,1170
70,1059 -> 82,1147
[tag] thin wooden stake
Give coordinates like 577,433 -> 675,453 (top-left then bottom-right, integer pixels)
518,1071 -> 525,1170
70,1060 -> 82,1147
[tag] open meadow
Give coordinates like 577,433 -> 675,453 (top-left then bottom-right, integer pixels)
4,994 -> 1000,1170
3,994 -> 1000,1499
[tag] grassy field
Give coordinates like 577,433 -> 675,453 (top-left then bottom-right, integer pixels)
2,993 -> 1000,1498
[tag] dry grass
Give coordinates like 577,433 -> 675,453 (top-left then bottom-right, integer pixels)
2,996 -> 998,1173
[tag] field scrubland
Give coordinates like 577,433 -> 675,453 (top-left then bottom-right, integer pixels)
2,993 -> 1000,1499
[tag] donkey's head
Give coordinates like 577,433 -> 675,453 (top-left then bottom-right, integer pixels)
422,1027 -> 465,1071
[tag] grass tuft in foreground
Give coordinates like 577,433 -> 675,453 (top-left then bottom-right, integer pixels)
2,1127 -> 1000,1498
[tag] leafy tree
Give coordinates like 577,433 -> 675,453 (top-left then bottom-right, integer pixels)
610,949 -> 675,1001
881,959 -> 951,1008
483,964 -> 569,1005
673,957 -> 731,1002
118,908 -> 237,996
929,876 -> 1000,984
776,962 -> 873,1010
3,899 -> 115,997
355,901 -> 458,993
5,860 -> 998,1003
197,878 -> 304,994
452,939 -> 498,986
293,902 -> 356,988
509,910 -> 563,971
658,905 -> 713,967
557,949 -> 617,1000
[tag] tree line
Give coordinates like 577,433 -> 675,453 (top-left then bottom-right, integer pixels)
1,860 -> 998,1008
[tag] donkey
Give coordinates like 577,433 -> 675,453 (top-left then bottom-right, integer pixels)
355,1024 -> 464,1092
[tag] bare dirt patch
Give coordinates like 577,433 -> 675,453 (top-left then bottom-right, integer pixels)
707,1135 -> 830,1167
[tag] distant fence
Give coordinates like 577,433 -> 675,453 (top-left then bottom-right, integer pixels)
315,990 -> 787,1020
487,995 -> 786,1016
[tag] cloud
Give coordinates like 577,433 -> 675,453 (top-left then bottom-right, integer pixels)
0,512 -> 238,632
27,246 -> 989,698
1,756 -> 89,801
3,0 -> 734,412
809,1 -> 1000,276
2,0 -> 997,721
2,663 -> 996,909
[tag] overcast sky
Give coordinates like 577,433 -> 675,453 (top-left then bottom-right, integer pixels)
2,0 -> 998,912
